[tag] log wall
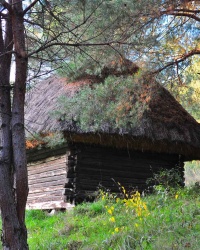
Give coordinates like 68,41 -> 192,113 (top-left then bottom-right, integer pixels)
65,143 -> 184,203
27,154 -> 70,210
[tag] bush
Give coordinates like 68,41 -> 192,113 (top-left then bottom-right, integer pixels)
147,167 -> 183,191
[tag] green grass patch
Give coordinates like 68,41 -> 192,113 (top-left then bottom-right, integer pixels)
24,185 -> 200,250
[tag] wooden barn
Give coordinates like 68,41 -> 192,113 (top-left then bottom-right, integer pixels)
25,70 -> 200,206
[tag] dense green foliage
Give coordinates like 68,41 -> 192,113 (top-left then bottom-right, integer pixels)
56,73 -> 152,131
19,185 -> 200,250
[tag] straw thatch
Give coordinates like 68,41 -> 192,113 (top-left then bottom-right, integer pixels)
25,74 -> 200,161
25,76 -> 93,134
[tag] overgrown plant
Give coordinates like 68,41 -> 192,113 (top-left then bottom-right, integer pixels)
56,72 -> 154,132
147,167 -> 183,191
100,184 -> 149,235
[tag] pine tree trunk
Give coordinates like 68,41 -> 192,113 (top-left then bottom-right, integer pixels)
0,1 -> 29,249
11,1 -> 29,248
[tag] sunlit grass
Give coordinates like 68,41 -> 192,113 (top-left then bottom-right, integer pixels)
25,185 -> 200,250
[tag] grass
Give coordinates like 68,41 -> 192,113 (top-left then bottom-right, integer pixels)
24,185 -> 200,250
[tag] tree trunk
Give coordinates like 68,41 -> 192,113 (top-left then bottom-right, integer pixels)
11,1 -> 29,248
0,10 -> 22,250
0,1 -> 29,249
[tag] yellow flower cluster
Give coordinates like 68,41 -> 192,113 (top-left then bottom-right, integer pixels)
122,190 -> 149,217
102,184 -> 150,235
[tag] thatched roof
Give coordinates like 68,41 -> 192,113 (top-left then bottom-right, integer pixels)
25,76 -> 93,134
25,74 -> 200,161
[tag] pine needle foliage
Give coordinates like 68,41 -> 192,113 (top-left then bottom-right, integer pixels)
57,72 -> 150,132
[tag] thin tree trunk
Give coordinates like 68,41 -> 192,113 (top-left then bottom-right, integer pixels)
0,1 -> 29,248
11,1 -> 29,248
0,12 -> 26,250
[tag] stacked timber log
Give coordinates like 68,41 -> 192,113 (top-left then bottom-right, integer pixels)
27,155 -> 69,210
64,143 -> 185,204
63,147 -> 78,203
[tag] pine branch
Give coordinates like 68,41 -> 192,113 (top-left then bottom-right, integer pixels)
153,48 -> 200,74
23,0 -> 40,15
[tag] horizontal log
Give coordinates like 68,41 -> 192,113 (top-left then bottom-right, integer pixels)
28,155 -> 66,167
75,184 -> 147,193
78,155 -> 176,165
27,145 -> 68,163
27,195 -> 64,203
29,178 -> 66,189
77,159 -> 175,170
76,160 -> 175,172
78,160 -> 177,169
77,167 -> 155,179
29,174 -> 66,185
28,185 -> 64,195
75,177 -> 147,190
76,145 -> 179,161
29,168 -> 66,180
28,162 -> 66,176
28,189 -> 63,199
28,171 -> 66,185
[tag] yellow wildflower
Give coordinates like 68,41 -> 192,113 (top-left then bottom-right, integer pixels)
108,209 -> 113,215
143,203 -> 147,210
115,227 -> 119,233
109,217 -> 115,223
116,198 -> 120,203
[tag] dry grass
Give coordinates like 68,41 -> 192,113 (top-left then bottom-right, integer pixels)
185,161 -> 200,186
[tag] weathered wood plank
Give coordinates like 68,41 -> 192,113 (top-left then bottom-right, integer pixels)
29,178 -> 66,189
28,190 -> 62,199
27,145 -> 68,163
29,176 -> 66,186
27,196 -> 64,203
27,151 -> 68,209
77,166 -> 157,178
75,177 -> 147,187
28,185 -> 64,194
28,155 -> 66,167
28,168 -> 66,179
28,162 -> 66,175
28,191 -> 63,197
77,158 -> 175,170
76,145 -> 179,162
29,169 -> 66,184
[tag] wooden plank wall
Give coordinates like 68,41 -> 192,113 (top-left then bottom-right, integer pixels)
65,144 -> 184,203
27,155 -> 67,209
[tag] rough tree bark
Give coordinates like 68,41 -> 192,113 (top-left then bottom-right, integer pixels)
0,0 -> 29,249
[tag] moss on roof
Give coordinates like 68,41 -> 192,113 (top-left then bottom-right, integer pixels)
25,72 -> 200,160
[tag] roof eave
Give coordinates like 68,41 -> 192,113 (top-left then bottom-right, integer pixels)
64,132 -> 200,161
